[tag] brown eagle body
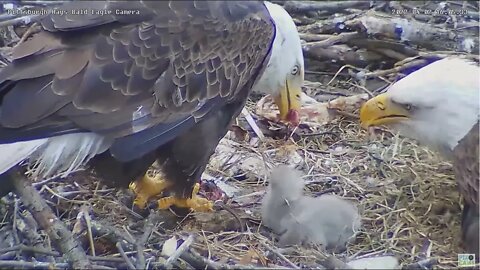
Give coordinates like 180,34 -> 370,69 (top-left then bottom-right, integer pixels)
0,1 -> 305,210
454,122 -> 479,256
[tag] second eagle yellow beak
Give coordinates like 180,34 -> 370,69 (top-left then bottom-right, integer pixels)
360,93 -> 410,129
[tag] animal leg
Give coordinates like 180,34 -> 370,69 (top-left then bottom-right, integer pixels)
129,174 -> 172,209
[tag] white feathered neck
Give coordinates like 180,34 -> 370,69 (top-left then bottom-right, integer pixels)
388,58 -> 479,152
252,1 -> 304,95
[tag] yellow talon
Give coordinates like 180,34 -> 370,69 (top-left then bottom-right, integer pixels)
157,183 -> 213,212
129,174 -> 172,209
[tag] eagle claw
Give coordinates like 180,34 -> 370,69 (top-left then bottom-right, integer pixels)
157,183 -> 214,212
129,174 -> 172,209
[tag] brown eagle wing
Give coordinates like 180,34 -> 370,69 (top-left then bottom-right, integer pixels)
0,1 -> 275,160
453,121 -> 479,208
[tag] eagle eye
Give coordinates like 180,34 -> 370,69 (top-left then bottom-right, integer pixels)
291,65 -> 299,75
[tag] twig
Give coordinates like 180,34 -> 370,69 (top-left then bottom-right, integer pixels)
16,211 -> 56,262
242,107 -> 265,140
283,1 -> 371,14
213,201 -> 245,232
363,59 -> 428,78
12,199 -> 20,244
329,108 -> 360,120
9,169 -> 91,269
180,248 -> 278,270
116,242 -> 136,270
90,219 -> 135,248
402,258 -> 439,269
299,33 -> 331,42
165,234 -> 195,268
0,244 -> 59,257
0,260 -> 68,269
318,255 -> 353,269
303,32 -> 363,51
0,15 -> 40,27
78,205 -> 96,256
17,22 -> 39,44
88,256 -> 126,263
259,241 -> 299,269
136,211 -> 157,269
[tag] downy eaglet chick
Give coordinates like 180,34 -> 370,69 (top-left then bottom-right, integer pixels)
261,165 -> 305,234
261,165 -> 362,252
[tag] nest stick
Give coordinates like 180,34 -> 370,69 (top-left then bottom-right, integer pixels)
165,234 -> 195,268
9,169 -> 91,269
259,242 -> 299,269
116,242 -> 136,270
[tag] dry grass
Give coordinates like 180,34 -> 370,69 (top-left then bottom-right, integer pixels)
0,113 -> 463,269
0,1 -> 474,268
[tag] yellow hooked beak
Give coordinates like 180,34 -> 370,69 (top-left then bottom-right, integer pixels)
359,93 -> 410,129
273,80 -> 302,126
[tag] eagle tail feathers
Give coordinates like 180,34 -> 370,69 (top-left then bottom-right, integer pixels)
0,133 -> 112,180
27,133 -> 112,179
0,139 -> 48,175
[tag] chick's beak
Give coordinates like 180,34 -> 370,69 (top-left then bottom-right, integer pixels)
359,93 -> 410,129
273,80 -> 302,126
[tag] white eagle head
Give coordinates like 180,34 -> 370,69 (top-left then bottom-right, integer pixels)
253,1 -> 304,126
360,58 -> 479,154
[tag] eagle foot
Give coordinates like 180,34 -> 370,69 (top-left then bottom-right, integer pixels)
157,183 -> 213,212
129,174 -> 172,209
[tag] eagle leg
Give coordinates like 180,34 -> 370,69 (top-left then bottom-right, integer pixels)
129,174 -> 172,209
157,183 -> 213,212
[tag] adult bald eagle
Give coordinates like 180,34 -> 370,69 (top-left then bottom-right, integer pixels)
360,58 -> 479,256
0,1 -> 304,212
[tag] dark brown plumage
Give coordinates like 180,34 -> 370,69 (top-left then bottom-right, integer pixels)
0,1 -> 280,206
454,122 -> 479,257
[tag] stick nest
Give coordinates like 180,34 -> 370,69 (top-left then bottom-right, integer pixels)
0,0 -> 478,269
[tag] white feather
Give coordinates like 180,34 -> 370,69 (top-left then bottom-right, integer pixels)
28,133 -> 113,179
252,1 -> 304,95
388,58 -> 479,152
0,133 -> 112,179
0,139 -> 48,175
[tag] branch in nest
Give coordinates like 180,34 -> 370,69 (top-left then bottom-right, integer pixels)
303,32 -> 364,51
344,13 -> 478,53
304,44 -> 383,68
0,15 -> 40,28
346,39 -> 419,59
259,242 -> 299,269
89,219 -> 135,249
318,255 -> 353,269
164,234 -> 195,268
0,260 -> 69,269
363,59 -> 428,78
297,13 -> 360,35
299,33 -> 331,42
402,258 -> 438,269
180,248 -> 276,270
283,1 -> 371,15
135,211 -> 158,269
8,169 -> 91,269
